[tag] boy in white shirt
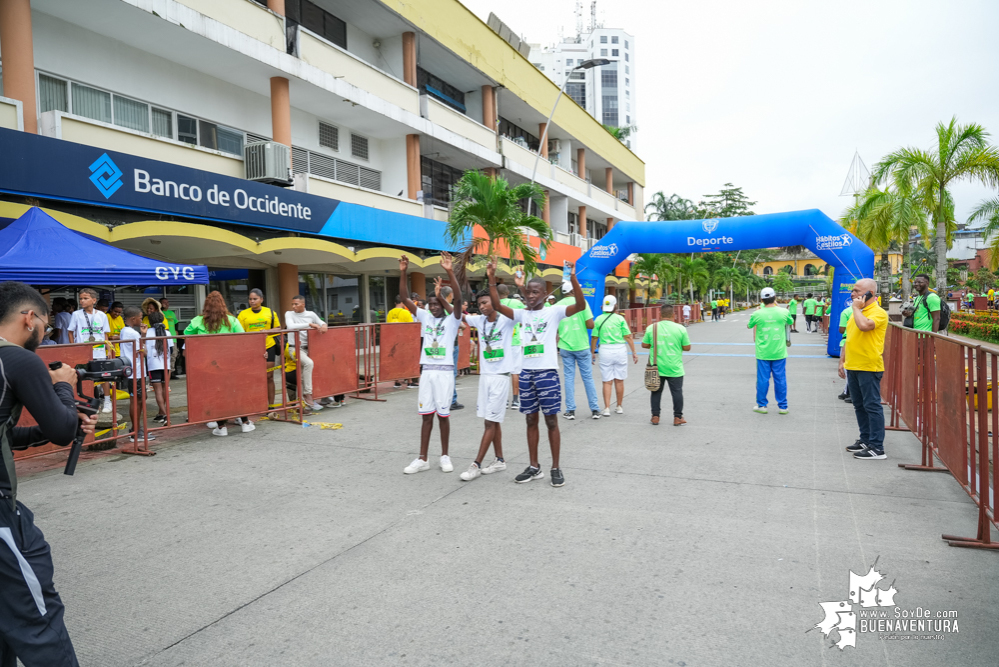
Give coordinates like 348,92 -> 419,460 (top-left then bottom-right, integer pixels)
118,306 -> 154,443
398,251 -> 462,475
490,261 -> 587,488
145,310 -> 175,424
67,288 -> 112,411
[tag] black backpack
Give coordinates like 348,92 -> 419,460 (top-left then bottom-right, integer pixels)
915,293 -> 950,331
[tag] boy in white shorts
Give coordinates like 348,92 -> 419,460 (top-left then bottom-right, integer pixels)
399,252 -> 462,474
458,281 -> 516,481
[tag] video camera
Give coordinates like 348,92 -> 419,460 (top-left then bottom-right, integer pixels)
48,357 -> 131,476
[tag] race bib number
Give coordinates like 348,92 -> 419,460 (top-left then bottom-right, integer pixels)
483,347 -> 505,362
424,347 -> 446,359
523,344 -> 544,358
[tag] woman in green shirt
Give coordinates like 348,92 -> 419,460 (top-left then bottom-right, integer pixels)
184,291 -> 249,437
590,295 -> 639,416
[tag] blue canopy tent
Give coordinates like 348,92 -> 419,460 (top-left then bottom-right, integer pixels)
0,207 -> 208,285
575,210 -> 875,357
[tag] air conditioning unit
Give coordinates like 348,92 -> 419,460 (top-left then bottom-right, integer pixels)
244,142 -> 291,185
570,233 -> 585,248
548,139 -> 562,155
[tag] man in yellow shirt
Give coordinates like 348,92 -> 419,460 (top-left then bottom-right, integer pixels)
838,278 -> 889,460
387,295 -> 414,323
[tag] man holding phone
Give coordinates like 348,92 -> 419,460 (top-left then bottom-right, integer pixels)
839,278 -> 889,460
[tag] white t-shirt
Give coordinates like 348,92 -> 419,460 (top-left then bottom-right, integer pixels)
683,305 -> 691,317
145,329 -> 175,372
465,313 -> 515,375
119,326 -> 145,377
68,309 -> 110,359
415,308 -> 461,366
514,305 -> 569,371
284,310 -> 324,348
55,311 -> 72,345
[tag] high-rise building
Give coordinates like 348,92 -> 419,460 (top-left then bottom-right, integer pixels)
529,28 -> 636,150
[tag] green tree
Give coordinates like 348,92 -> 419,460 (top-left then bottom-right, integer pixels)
603,124 -> 638,143
676,256 -> 709,303
446,171 -> 553,281
873,117 -> 999,291
645,192 -> 698,221
697,183 -> 757,218
628,253 -> 675,298
772,272 -> 794,296
969,196 -> 999,270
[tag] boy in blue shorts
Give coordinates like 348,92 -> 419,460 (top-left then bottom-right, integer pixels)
490,261 -> 587,487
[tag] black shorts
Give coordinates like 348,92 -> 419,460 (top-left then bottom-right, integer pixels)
266,344 -> 280,363
791,314 -> 797,322
150,369 -> 165,384
129,382 -> 144,400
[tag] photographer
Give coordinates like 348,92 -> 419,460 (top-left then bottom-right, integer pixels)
0,281 -> 97,667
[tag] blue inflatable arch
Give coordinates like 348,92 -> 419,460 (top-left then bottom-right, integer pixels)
575,209 -> 875,357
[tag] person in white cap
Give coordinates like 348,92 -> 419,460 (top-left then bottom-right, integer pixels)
748,287 -> 793,414
545,295 -> 555,308
590,294 -> 639,415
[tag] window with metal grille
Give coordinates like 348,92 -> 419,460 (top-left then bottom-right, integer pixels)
309,151 -> 336,179
337,160 -> 360,186
612,49 -> 619,57
601,70 -> 617,88
285,0 -> 347,49
611,36 -> 619,44
569,71 -> 585,80
350,133 -> 369,160
566,83 -> 586,108
498,117 -> 539,151
292,145 -> 311,175
600,36 -> 607,43
319,122 -> 339,150
416,67 -> 466,113
359,167 -> 381,190
602,109 -> 618,126
420,156 -> 464,206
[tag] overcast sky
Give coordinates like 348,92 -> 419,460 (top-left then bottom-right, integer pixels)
460,0 -> 999,224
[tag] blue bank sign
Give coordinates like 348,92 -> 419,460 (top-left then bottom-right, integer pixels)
0,128 -> 457,250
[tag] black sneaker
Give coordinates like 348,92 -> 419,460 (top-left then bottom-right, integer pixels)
854,448 -> 886,460
550,468 -> 565,487
514,465 -> 544,483
509,397 -> 520,410
129,431 -> 157,443
562,410 -> 575,420
843,396 -> 853,404
591,411 -> 601,420
837,392 -> 848,401
450,402 -> 464,410
846,440 -> 866,452
152,414 -> 166,424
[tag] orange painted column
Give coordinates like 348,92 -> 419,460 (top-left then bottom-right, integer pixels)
542,190 -> 550,225
605,168 -> 613,193
409,272 -> 426,301
481,85 -> 496,129
576,147 -> 586,178
402,32 -> 417,87
270,77 -> 291,147
627,182 -> 634,206
406,134 -> 421,200
607,217 -> 615,231
538,124 -> 548,159
267,0 -> 285,14
484,167 -> 497,179
0,0 -> 37,133
578,205 -> 587,236
277,263 -> 299,317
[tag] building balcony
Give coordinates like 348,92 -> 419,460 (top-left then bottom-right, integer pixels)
424,97 -> 496,153
307,175 -> 424,218
0,97 -> 23,131
175,0 -> 286,51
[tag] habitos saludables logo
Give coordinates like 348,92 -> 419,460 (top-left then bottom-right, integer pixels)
88,153 -> 123,199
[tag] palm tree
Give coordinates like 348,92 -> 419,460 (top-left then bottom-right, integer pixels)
445,170 -> 553,282
645,192 -> 698,221
712,266 -> 739,306
628,254 -> 675,300
603,124 -> 638,143
841,176 -> 931,300
873,117 -> 999,291
676,256 -> 709,303
969,196 -> 999,270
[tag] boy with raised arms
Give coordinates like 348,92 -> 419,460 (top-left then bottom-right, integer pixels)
459,258 -> 519,481
490,262 -> 587,488
399,252 -> 461,475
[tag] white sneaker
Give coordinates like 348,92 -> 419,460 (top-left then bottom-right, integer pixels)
404,458 -> 430,474
615,405 -> 624,414
212,427 -> 228,436
240,421 -> 256,433
481,458 -> 507,475
308,401 -> 324,411
440,455 -> 454,472
753,405 -> 768,414
206,422 -> 218,429
601,407 -> 611,417
102,397 -> 112,413
459,463 -> 481,481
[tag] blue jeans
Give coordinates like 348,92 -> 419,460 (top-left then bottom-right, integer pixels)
756,358 -> 787,409
847,370 -> 885,451
451,343 -> 459,405
560,348 -> 600,412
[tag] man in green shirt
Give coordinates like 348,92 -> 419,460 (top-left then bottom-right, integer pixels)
497,283 -> 526,409
557,292 -> 600,419
641,303 -> 691,426
911,273 -> 941,332
748,287 -> 793,414
710,299 -> 719,321
802,292 -> 817,333
787,296 -> 799,332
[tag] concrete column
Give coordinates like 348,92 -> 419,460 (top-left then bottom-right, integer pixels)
576,147 -> 586,179
605,168 -> 613,193
539,124 -> 548,159
542,190 -> 550,225
409,271 -> 427,301
627,182 -> 634,206
267,0 -> 285,14
578,205 -> 587,236
406,134 -> 421,200
277,263 -> 299,317
194,284 -> 207,314
545,281 -> 553,296
607,217 -> 615,231
481,85 -> 496,129
270,77 -> 291,148
484,167 -> 497,179
402,32 -> 417,87
0,0 -> 37,134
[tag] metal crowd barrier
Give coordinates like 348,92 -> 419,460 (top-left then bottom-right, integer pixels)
882,323 -> 999,550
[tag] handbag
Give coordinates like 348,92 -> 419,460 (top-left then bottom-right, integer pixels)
644,322 -> 662,391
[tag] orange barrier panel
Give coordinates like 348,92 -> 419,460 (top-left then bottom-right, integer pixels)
185,332 -> 268,423
307,326 -> 359,398
379,322 -> 421,382
458,327 -> 471,370
974,296 -> 988,311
